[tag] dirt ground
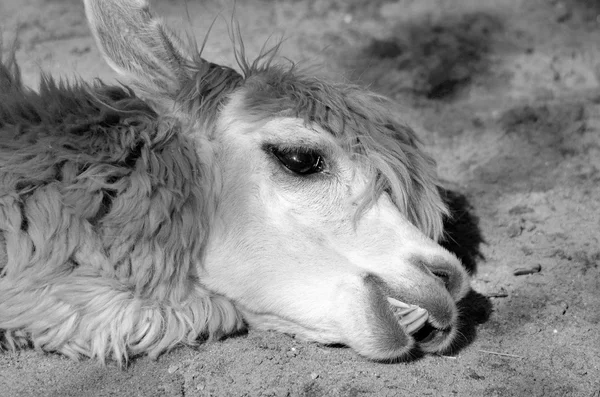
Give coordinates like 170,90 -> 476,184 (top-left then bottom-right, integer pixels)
1,0 -> 599,396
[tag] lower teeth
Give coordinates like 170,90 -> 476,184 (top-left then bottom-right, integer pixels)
387,297 -> 430,335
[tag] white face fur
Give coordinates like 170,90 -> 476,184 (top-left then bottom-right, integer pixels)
200,93 -> 470,360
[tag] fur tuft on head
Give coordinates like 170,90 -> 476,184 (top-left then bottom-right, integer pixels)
230,60 -> 448,240
173,28 -> 448,238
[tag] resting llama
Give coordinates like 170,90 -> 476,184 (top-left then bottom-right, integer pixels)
0,0 -> 471,364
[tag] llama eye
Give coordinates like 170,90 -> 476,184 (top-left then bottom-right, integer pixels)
270,147 -> 324,175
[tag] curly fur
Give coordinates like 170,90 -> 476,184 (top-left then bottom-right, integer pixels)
0,53 -> 244,365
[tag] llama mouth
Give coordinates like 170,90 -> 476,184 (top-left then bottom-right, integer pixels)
387,297 -> 429,335
387,297 -> 448,346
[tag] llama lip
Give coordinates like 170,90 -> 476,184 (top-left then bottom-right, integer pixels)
387,297 -> 429,335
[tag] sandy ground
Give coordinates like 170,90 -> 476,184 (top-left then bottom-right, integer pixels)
1,0 -> 600,396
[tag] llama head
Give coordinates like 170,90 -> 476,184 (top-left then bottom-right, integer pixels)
84,0 -> 470,360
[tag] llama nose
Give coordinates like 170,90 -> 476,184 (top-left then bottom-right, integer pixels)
409,255 -> 466,299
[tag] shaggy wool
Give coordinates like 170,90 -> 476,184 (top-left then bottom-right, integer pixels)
0,52 -> 244,365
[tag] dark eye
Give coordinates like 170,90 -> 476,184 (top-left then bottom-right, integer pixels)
270,147 -> 324,175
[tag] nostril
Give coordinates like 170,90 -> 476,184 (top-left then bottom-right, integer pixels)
409,255 -> 466,298
431,270 -> 450,288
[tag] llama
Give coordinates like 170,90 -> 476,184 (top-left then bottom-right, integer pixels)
0,0 -> 471,365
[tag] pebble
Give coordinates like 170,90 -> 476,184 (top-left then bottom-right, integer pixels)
555,3 -> 572,22
513,263 -> 542,276
507,222 -> 523,238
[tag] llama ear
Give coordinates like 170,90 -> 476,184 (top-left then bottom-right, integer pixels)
84,0 -> 191,99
